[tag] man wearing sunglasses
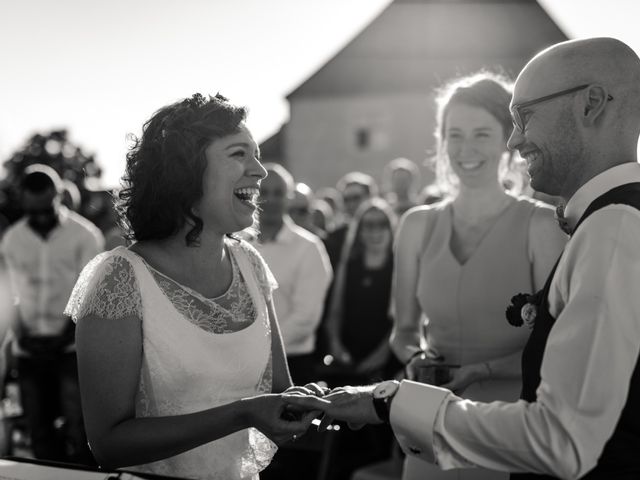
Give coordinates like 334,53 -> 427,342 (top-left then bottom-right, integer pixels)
1,164 -> 104,464
285,37 -> 640,479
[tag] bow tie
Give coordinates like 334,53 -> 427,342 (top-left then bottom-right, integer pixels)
555,204 -> 572,235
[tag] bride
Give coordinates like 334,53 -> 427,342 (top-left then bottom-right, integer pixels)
65,93 -> 317,480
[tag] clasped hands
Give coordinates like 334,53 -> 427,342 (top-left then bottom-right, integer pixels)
247,383 -> 381,446
281,382 -> 382,432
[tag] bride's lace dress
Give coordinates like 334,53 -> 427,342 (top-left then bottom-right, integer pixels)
65,238 -> 278,479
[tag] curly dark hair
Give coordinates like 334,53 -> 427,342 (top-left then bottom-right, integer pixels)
117,93 -> 247,246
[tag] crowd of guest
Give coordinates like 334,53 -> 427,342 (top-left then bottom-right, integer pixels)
0,68 -> 575,480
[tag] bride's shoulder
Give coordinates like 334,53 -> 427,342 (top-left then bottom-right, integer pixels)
82,247 -> 138,282
66,247 -> 143,323
227,236 -> 278,296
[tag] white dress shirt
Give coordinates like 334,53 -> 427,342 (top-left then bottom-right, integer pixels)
2,207 -> 104,342
390,162 -> 640,479
255,217 -> 332,355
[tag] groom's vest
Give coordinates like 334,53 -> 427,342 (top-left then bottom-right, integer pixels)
513,183 -> 640,480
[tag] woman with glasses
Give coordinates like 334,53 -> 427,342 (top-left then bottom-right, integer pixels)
391,72 -> 567,480
326,197 -> 401,382
324,197 -> 402,479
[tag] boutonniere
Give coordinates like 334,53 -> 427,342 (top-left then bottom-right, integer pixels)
506,290 -> 543,328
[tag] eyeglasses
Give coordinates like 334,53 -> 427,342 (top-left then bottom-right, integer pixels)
361,219 -> 390,231
343,194 -> 364,204
510,84 -> 613,133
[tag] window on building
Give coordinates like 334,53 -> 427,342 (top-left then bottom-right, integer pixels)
355,128 -> 371,150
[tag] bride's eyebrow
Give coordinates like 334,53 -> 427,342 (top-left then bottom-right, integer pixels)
225,142 -> 250,150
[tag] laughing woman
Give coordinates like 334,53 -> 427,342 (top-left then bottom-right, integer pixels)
390,73 -> 567,480
65,94 -> 316,480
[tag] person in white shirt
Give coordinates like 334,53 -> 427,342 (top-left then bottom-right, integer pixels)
256,164 -> 332,385
283,37 -> 640,480
2,164 -> 104,464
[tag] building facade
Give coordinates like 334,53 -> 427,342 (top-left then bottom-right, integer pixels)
262,0 -> 567,191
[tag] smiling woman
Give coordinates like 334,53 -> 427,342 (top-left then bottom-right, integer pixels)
63,93 -> 319,480
118,93 -> 261,246
390,73 -> 567,480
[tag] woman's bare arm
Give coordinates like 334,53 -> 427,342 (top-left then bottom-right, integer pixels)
76,311 -> 308,469
390,208 -> 434,363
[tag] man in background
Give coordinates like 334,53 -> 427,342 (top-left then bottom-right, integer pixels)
256,163 -> 332,384
2,164 -> 104,464
324,172 -> 378,268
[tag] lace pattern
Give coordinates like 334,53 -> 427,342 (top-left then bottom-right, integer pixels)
256,353 -> 273,394
65,252 -> 143,322
244,428 -> 278,477
67,244 -> 272,335
234,240 -> 278,301
150,253 -> 257,334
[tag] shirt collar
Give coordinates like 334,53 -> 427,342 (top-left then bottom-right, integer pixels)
58,205 -> 70,225
564,162 -> 640,229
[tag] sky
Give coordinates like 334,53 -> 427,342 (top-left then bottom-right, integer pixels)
1,0 -> 639,188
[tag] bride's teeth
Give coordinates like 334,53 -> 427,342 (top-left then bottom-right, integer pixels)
234,187 -> 259,201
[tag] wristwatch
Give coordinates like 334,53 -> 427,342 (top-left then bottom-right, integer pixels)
372,380 -> 400,424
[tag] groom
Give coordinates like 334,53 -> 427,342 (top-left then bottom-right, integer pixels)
285,37 -> 640,479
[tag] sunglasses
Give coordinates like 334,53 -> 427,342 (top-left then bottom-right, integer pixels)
510,84 -> 613,133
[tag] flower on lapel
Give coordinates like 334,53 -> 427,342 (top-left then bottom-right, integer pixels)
506,290 -> 543,328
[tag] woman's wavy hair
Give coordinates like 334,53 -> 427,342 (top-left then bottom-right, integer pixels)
117,93 -> 247,246
429,71 -> 525,197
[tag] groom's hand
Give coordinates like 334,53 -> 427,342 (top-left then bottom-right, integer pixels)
283,385 -> 381,431
281,383 -> 330,421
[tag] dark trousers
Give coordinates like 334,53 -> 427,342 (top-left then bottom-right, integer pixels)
287,353 -> 320,386
17,352 -> 94,465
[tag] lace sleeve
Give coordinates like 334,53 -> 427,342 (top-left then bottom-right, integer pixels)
65,251 -> 143,323
236,239 -> 278,301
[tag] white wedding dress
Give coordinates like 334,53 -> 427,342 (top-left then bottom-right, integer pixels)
66,238 -> 278,480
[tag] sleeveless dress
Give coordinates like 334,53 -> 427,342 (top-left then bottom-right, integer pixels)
65,239 -> 278,480
403,197 -> 539,480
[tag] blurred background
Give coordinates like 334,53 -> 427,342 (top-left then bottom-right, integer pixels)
1,0 -> 639,196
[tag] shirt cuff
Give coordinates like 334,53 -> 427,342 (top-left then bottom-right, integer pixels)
389,379 -> 451,464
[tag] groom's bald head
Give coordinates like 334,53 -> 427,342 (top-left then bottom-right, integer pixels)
508,38 -> 640,199
515,37 -> 640,127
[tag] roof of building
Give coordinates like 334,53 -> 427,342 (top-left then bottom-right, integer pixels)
287,0 -> 567,99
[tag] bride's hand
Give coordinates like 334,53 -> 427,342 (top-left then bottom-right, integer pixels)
241,394 -> 320,446
281,383 -> 330,423
284,383 -> 329,397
